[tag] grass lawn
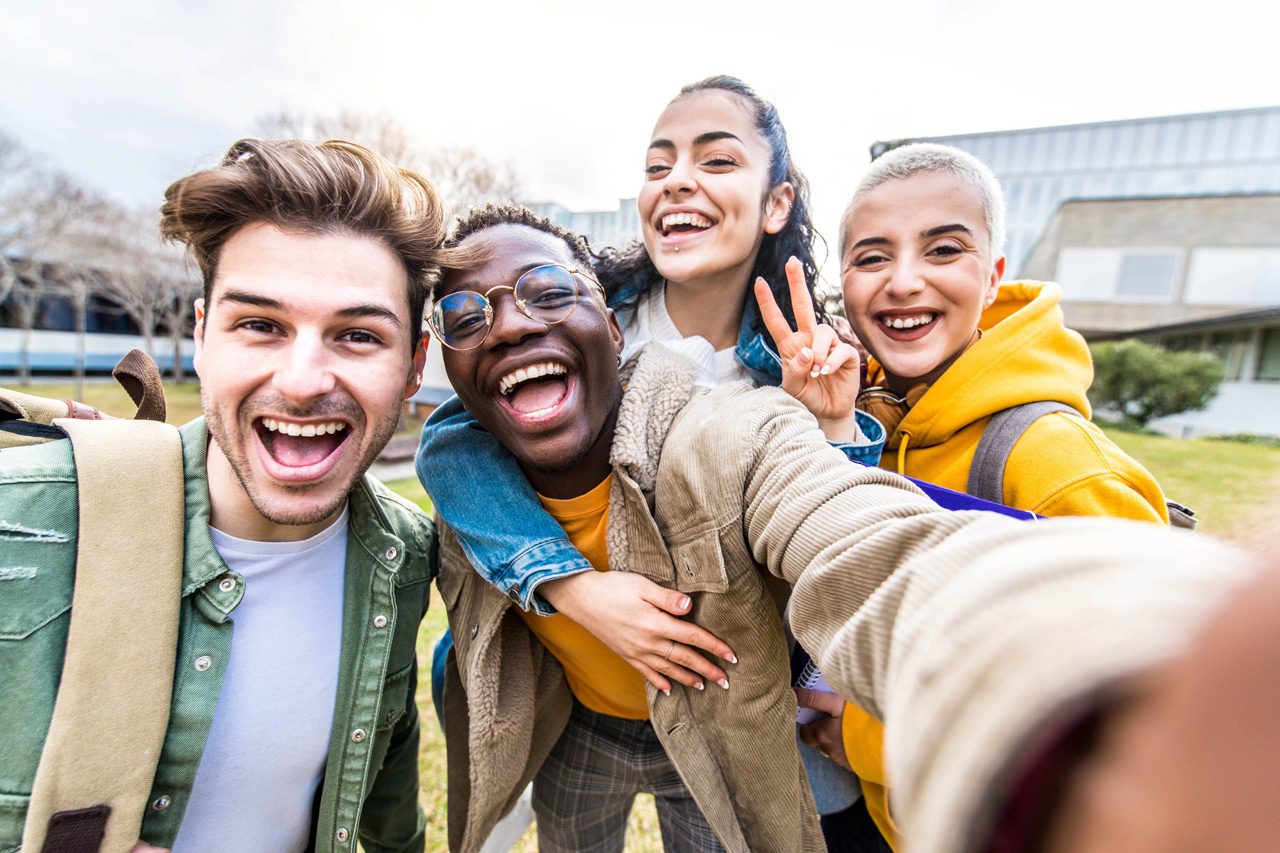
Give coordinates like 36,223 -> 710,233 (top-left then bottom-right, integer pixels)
1102,428 -> 1280,546
5,379 -> 206,425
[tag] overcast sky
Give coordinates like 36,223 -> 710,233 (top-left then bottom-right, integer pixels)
4,0 -> 1276,264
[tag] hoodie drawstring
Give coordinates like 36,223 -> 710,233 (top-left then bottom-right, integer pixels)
896,432 -> 911,475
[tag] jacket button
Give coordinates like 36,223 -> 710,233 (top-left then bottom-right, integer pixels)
193,655 -> 212,672
151,795 -> 172,811
351,728 -> 367,743
384,546 -> 398,560
218,576 -> 236,593
335,827 -> 350,843
373,614 -> 388,629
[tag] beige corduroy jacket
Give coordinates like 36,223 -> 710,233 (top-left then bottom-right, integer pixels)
438,345 -> 957,852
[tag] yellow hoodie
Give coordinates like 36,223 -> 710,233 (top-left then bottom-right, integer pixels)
846,281 -> 1169,845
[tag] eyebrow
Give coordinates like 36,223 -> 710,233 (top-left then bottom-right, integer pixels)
848,224 -> 976,253
217,289 -> 402,328
647,130 -> 745,152
923,224 -> 974,239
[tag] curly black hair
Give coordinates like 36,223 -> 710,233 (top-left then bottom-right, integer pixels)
596,75 -> 827,349
447,202 -> 593,267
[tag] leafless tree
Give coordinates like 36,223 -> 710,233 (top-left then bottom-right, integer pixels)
0,130 -> 92,308
94,209 -> 189,356
254,110 -> 523,214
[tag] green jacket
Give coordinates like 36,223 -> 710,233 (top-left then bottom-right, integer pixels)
0,418 -> 434,853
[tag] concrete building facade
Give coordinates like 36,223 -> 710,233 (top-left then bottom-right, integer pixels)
896,106 -> 1280,276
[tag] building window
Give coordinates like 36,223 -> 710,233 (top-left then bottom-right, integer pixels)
1056,248 -> 1180,302
1258,327 -> 1280,382
1184,248 -> 1280,305
1116,251 -> 1179,299
1208,330 -> 1250,381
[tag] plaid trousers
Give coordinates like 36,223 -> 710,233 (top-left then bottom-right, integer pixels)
532,702 -> 726,853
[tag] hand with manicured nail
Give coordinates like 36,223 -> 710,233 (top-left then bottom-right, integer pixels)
754,256 -> 861,442
540,570 -> 736,696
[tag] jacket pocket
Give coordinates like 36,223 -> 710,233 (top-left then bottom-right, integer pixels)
668,529 -> 730,594
0,559 -> 72,640
376,661 -> 413,732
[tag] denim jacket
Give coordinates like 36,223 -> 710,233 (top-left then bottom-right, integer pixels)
417,294 -> 884,614
0,419 -> 434,853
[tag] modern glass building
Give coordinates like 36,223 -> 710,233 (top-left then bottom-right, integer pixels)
885,106 -> 1280,276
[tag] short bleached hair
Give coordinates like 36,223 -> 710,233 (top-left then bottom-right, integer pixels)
840,142 -> 1006,262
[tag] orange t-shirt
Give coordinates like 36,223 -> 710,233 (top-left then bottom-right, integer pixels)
518,477 -> 648,719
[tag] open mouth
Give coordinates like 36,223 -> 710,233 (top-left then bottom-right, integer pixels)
254,416 -> 352,481
660,211 -> 714,238
496,361 -> 572,420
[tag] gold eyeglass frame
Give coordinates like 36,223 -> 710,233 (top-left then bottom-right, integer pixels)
427,264 -> 607,351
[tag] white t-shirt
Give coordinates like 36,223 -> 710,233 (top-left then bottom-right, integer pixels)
172,508 -> 349,853
618,283 -> 751,388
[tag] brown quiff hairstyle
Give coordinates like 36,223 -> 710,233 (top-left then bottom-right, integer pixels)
160,137 -> 446,351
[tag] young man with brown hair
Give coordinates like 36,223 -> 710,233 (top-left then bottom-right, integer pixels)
0,138 -> 444,853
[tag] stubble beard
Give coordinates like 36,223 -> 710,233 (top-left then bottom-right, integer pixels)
202,389 -> 403,529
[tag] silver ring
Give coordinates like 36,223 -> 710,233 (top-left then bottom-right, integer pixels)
664,641 -> 675,661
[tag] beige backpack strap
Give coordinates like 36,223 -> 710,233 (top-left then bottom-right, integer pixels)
23,418 -> 185,853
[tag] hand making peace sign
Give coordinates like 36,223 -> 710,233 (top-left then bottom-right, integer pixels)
754,256 -> 862,443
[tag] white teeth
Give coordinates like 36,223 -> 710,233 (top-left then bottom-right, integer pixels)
883,314 -> 937,330
661,212 -> 713,234
261,418 -> 347,436
498,362 -> 568,397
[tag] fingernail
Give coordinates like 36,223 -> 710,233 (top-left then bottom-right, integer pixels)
662,687 -> 671,697
727,653 -> 738,664
695,681 -> 705,691
718,678 -> 730,690
678,595 -> 691,610
820,365 -> 833,375
810,367 -> 821,378
799,347 -> 813,363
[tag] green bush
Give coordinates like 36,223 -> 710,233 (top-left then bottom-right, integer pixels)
1089,339 -> 1224,428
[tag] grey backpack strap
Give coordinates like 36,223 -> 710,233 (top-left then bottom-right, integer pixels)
968,402 -> 1082,503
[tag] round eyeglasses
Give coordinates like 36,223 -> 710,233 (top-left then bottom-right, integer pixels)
428,263 -> 606,351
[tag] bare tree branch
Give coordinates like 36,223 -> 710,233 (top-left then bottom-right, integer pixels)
254,110 -> 523,215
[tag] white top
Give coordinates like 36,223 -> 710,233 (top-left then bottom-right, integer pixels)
618,283 -> 751,389
172,508 -> 349,853
618,284 -> 869,445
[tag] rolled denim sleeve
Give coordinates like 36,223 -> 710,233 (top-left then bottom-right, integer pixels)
415,396 -> 592,614
830,410 -> 886,465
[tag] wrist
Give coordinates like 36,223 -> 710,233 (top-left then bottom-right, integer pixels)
538,569 -> 596,616
818,413 -> 859,444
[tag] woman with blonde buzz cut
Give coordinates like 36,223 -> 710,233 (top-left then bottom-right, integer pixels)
799,142 -> 1170,848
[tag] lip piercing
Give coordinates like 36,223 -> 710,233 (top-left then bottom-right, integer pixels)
674,246 -> 680,252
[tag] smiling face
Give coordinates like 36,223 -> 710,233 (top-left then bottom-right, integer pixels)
194,221 -> 424,540
840,171 -> 1006,392
437,223 -> 624,499
638,90 -> 792,292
